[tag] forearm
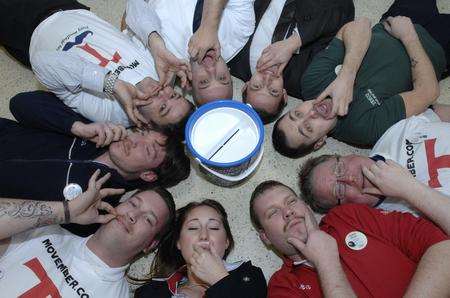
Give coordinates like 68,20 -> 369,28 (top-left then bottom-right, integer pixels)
0,199 -> 65,240
316,259 -> 356,298
339,18 -> 371,78
404,240 -> 450,297
402,34 -> 440,105
199,0 -> 228,32
402,182 -> 450,235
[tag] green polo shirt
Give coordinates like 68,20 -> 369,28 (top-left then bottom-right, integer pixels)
301,23 -> 446,146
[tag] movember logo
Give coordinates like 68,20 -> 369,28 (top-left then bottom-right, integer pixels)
62,31 -> 93,51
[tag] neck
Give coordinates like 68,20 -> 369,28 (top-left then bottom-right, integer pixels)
94,152 -> 136,180
288,253 -> 306,263
86,233 -> 132,268
187,267 -> 208,288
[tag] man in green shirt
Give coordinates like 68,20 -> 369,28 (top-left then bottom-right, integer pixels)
273,0 -> 450,158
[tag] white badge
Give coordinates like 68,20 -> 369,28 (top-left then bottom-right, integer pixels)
63,183 -> 83,201
345,231 -> 368,250
334,64 -> 342,75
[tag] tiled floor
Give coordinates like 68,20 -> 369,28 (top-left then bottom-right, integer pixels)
1,0 -> 449,288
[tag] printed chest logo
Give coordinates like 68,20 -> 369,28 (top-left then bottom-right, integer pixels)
298,284 -> 312,290
364,89 -> 381,106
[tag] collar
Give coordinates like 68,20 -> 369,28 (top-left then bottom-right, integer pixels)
282,257 -> 314,272
155,260 -> 245,295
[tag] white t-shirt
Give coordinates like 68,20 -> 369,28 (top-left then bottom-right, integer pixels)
0,226 -> 129,298
371,109 -> 450,213
30,9 -> 159,127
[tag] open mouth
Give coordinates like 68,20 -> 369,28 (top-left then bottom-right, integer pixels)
313,99 -> 332,118
201,50 -> 216,66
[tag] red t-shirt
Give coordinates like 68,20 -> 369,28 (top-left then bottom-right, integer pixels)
268,204 -> 448,297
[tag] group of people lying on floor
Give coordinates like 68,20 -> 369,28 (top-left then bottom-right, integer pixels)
0,0 -> 450,297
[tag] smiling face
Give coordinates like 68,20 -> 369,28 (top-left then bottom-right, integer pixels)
190,50 -> 233,105
108,129 -> 167,179
310,155 -> 381,210
253,185 -> 313,257
244,66 -> 286,115
177,205 -> 230,263
99,190 -> 170,255
136,79 -> 193,127
277,99 -> 337,149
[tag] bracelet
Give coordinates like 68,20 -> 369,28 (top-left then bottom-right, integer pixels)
63,200 -> 71,224
103,71 -> 119,97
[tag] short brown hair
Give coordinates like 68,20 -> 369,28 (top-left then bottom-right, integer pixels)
298,154 -> 335,213
250,181 -> 297,229
272,116 -> 315,158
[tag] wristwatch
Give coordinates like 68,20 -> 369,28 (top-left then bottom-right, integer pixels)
103,71 -> 119,97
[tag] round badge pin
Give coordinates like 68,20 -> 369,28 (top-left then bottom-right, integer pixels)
63,183 -> 83,201
345,231 -> 368,250
334,64 -> 343,75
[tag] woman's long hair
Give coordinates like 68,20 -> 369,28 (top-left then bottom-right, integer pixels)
149,199 -> 235,278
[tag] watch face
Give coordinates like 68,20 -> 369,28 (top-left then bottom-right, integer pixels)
63,183 -> 83,201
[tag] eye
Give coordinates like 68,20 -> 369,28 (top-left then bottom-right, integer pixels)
187,227 -> 199,231
268,209 -> 278,219
271,89 -> 280,96
200,79 -> 209,86
288,198 -> 297,205
159,103 -> 167,113
209,226 -> 220,230
218,75 -> 226,82
251,83 -> 261,90
294,110 -> 302,118
129,201 -> 137,208
170,92 -> 176,99
146,217 -> 155,226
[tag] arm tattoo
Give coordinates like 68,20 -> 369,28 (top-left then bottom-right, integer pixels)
411,58 -> 418,68
0,201 -> 61,227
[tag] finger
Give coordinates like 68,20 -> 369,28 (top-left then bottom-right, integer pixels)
303,209 -> 318,233
135,89 -> 148,101
162,71 -> 175,87
96,213 -> 117,224
126,106 -> 140,127
277,62 -> 287,76
178,70 -> 188,89
119,126 -> 128,140
97,201 -> 117,215
96,172 -> 112,189
88,169 -> 101,189
99,188 -> 125,200
96,126 -> 107,148
362,166 -> 376,184
316,87 -> 331,103
287,237 -> 306,252
110,125 -> 122,142
103,125 -> 114,147
197,48 -> 207,63
190,47 -> 199,61
193,242 -> 206,255
134,99 -> 152,107
134,108 -> 149,125
362,187 -> 383,196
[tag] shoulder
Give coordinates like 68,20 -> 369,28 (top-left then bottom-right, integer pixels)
134,279 -> 171,298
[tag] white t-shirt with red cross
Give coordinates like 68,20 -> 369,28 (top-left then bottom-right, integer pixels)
29,9 -> 158,127
370,109 -> 450,213
0,226 -> 129,298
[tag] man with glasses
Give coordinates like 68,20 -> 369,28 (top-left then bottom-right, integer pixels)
299,105 -> 450,214
249,180 -> 450,296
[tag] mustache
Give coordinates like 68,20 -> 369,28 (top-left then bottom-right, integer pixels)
63,30 -> 93,51
283,217 -> 303,233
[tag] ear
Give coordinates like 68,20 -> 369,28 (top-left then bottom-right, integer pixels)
258,230 -> 272,246
140,171 -> 158,183
143,239 -> 160,254
313,136 -> 327,150
176,239 -> 181,251
282,89 -> 288,105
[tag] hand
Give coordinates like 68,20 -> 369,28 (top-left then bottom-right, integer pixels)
256,33 -> 301,74
148,32 -> 190,88
189,242 -> 229,286
383,16 -> 418,42
315,70 -> 355,118
287,208 -> 339,268
71,121 -> 128,148
69,170 -> 125,225
113,79 -> 151,127
188,26 -> 221,62
362,159 -> 417,198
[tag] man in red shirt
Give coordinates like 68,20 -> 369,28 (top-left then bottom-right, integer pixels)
249,180 -> 450,297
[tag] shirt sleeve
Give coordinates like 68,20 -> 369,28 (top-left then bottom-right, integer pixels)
301,38 -> 343,99
31,51 -> 132,127
326,205 -> 449,263
206,262 -> 267,298
125,0 -> 161,45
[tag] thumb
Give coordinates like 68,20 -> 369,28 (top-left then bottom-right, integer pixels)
316,88 -> 330,103
135,89 -> 148,101
362,187 -> 383,196
287,237 -> 306,252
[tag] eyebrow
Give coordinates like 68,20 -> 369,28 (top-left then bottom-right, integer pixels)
186,218 -> 221,224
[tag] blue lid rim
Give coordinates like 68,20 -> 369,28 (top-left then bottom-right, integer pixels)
185,100 -> 264,168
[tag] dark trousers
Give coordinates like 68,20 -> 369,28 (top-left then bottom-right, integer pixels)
0,0 -> 88,67
382,0 -> 450,72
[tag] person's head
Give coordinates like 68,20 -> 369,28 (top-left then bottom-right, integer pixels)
190,50 -> 233,106
93,187 -> 175,260
299,154 -> 381,213
272,99 -> 337,158
107,127 -> 190,187
136,78 -> 195,136
242,67 -> 287,124
250,181 -> 313,258
150,199 -> 234,277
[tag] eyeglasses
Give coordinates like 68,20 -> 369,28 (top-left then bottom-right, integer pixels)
332,155 -> 346,205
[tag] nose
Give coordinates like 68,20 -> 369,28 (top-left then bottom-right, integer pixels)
199,227 -> 208,240
126,211 -> 137,225
282,206 -> 295,220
